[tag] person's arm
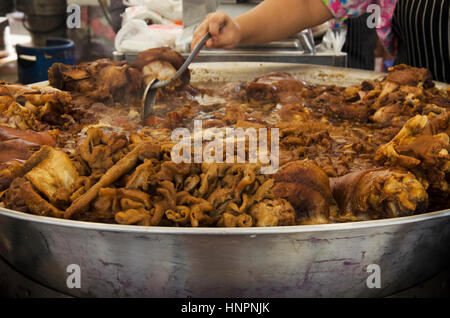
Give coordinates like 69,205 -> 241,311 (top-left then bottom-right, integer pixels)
236,0 -> 333,45
191,0 -> 334,50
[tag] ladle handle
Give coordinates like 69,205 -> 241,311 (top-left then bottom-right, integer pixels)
151,21 -> 227,89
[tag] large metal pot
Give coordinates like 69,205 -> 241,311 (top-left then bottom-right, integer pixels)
16,0 -> 67,47
1,208 -> 449,297
0,63 -> 449,297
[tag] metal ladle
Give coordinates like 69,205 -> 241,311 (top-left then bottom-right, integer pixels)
141,22 -> 226,123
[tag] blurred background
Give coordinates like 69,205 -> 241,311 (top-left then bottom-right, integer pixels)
0,0 -> 393,84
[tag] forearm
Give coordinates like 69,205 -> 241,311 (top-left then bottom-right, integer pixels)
235,0 -> 333,45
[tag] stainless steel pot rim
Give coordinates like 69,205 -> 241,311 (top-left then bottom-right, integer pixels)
30,64 -> 450,89
1,206 -> 449,235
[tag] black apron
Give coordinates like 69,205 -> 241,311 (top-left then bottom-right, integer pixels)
392,0 -> 450,83
343,13 -> 377,70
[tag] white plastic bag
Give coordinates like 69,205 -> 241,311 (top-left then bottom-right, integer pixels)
148,24 -> 183,48
123,0 -> 182,22
320,24 -> 347,54
115,19 -> 183,52
115,19 -> 159,52
121,5 -> 173,26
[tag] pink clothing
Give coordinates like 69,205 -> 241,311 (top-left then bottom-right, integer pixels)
322,0 -> 398,55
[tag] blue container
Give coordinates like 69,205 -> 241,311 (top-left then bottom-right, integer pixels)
16,38 -> 75,84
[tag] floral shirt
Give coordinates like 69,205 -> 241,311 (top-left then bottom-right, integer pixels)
322,0 -> 398,55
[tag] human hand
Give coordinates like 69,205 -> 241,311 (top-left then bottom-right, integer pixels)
191,11 -> 241,51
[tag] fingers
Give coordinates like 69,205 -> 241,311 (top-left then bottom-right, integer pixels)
209,26 -> 236,48
208,11 -> 228,37
191,11 -> 239,51
191,20 -> 209,51
205,38 -> 214,48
